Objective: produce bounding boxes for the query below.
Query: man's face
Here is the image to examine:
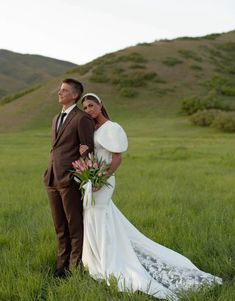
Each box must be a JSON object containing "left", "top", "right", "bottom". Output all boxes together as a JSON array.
[{"left": 58, "top": 83, "right": 77, "bottom": 105}]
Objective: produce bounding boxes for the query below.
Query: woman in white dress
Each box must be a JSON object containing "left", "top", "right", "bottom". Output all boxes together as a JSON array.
[{"left": 79, "top": 93, "right": 222, "bottom": 301}]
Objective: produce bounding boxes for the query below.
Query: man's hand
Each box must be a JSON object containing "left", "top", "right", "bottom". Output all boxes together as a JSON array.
[{"left": 79, "top": 144, "right": 88, "bottom": 155}]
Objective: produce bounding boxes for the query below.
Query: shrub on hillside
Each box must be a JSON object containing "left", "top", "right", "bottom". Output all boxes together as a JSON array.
[
  {"left": 129, "top": 64, "right": 146, "bottom": 69},
  {"left": 92, "top": 53, "right": 117, "bottom": 66},
  {"left": 221, "top": 86, "right": 235, "bottom": 96},
  {"left": 190, "top": 64, "right": 203, "bottom": 71},
  {"left": 204, "top": 76, "right": 235, "bottom": 99},
  {"left": 216, "top": 42, "right": 235, "bottom": 52},
  {"left": 119, "top": 88, "right": 137, "bottom": 98},
  {"left": 181, "top": 96, "right": 202, "bottom": 115},
  {"left": 227, "top": 67, "right": 235, "bottom": 75},
  {"left": 208, "top": 48, "right": 223, "bottom": 58},
  {"left": 89, "top": 66, "right": 109, "bottom": 83},
  {"left": 181, "top": 91, "right": 230, "bottom": 115},
  {"left": 162, "top": 57, "right": 183, "bottom": 66},
  {"left": 176, "top": 36, "right": 201, "bottom": 41},
  {"left": 118, "top": 52, "right": 147, "bottom": 63},
  {"left": 0, "top": 85, "right": 41, "bottom": 105},
  {"left": 202, "top": 33, "right": 222, "bottom": 40},
  {"left": 190, "top": 109, "right": 235, "bottom": 133},
  {"left": 190, "top": 109, "right": 220, "bottom": 126},
  {"left": 206, "top": 75, "right": 232, "bottom": 91},
  {"left": 112, "top": 71, "right": 157, "bottom": 88},
  {"left": 212, "top": 111, "right": 235, "bottom": 132},
  {"left": 178, "top": 49, "right": 202, "bottom": 62},
  {"left": 137, "top": 42, "right": 152, "bottom": 46},
  {"left": 127, "top": 52, "right": 147, "bottom": 63},
  {"left": 112, "top": 67, "right": 125, "bottom": 75},
  {"left": 67, "top": 64, "right": 92, "bottom": 75}
]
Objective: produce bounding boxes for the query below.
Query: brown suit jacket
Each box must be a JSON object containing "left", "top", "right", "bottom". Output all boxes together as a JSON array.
[{"left": 43, "top": 106, "right": 95, "bottom": 187}]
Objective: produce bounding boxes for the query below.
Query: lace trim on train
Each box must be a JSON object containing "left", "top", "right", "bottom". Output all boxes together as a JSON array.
[{"left": 132, "top": 242, "right": 222, "bottom": 292}]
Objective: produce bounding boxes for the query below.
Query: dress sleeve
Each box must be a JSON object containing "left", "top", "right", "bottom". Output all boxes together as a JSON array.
[{"left": 97, "top": 122, "right": 128, "bottom": 153}]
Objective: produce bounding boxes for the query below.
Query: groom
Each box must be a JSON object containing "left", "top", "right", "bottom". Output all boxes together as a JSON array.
[{"left": 43, "top": 78, "right": 95, "bottom": 278}]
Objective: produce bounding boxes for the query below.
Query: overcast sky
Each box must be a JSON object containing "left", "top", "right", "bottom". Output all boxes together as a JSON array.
[{"left": 0, "top": 0, "right": 234, "bottom": 65}]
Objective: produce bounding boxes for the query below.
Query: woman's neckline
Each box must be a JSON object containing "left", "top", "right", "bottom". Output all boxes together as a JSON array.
[{"left": 95, "top": 120, "right": 111, "bottom": 131}]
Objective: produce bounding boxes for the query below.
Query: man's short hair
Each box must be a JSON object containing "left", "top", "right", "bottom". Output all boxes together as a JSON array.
[{"left": 62, "top": 78, "right": 84, "bottom": 102}]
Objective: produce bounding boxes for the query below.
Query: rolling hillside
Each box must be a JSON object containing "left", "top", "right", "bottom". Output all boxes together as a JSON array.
[
  {"left": 0, "top": 30, "right": 235, "bottom": 132},
  {"left": 0, "top": 49, "right": 76, "bottom": 97}
]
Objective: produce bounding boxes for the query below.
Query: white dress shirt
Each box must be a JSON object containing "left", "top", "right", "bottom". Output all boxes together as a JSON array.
[{"left": 57, "top": 103, "right": 77, "bottom": 131}]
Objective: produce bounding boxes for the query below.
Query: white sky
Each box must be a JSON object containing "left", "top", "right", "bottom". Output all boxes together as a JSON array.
[{"left": 0, "top": 0, "right": 234, "bottom": 65}]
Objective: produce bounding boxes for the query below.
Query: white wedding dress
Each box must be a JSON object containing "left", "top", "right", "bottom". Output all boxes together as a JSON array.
[{"left": 82, "top": 120, "right": 222, "bottom": 301}]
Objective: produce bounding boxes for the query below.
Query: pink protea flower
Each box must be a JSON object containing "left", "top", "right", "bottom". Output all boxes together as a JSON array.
[
  {"left": 87, "top": 160, "right": 92, "bottom": 168},
  {"left": 75, "top": 169, "right": 81, "bottom": 174},
  {"left": 72, "top": 160, "right": 80, "bottom": 168},
  {"left": 98, "top": 172, "right": 102, "bottom": 177},
  {"left": 93, "top": 162, "right": 98, "bottom": 169},
  {"left": 77, "top": 159, "right": 86, "bottom": 170}
]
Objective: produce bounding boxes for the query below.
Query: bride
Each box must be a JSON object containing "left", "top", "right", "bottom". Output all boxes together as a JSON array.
[{"left": 79, "top": 93, "right": 222, "bottom": 300}]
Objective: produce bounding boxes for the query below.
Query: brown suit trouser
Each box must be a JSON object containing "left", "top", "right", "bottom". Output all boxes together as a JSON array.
[{"left": 46, "top": 173, "right": 83, "bottom": 269}]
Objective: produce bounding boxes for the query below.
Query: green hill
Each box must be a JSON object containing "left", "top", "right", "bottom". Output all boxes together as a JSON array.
[
  {"left": 0, "top": 30, "right": 235, "bottom": 132},
  {"left": 0, "top": 49, "right": 76, "bottom": 97}
]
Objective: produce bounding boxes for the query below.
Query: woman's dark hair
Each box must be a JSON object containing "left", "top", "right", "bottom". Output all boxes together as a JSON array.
[
  {"left": 81, "top": 95, "right": 110, "bottom": 119},
  {"left": 62, "top": 78, "right": 84, "bottom": 103}
]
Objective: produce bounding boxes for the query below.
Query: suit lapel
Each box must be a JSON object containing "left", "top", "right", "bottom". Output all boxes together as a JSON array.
[
  {"left": 52, "top": 113, "right": 60, "bottom": 145},
  {"left": 53, "top": 106, "right": 78, "bottom": 146}
]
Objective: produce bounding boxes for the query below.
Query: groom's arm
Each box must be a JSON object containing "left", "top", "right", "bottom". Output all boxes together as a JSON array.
[{"left": 78, "top": 115, "right": 95, "bottom": 158}]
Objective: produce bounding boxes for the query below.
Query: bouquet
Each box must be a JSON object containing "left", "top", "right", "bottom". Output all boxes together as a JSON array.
[{"left": 72, "top": 153, "right": 111, "bottom": 206}]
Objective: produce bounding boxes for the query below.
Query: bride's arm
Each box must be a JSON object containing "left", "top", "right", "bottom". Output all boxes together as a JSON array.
[
  {"left": 92, "top": 152, "right": 121, "bottom": 192},
  {"left": 106, "top": 152, "right": 122, "bottom": 177}
]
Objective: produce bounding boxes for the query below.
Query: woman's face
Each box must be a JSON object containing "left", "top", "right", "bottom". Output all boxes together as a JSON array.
[{"left": 82, "top": 99, "right": 102, "bottom": 119}]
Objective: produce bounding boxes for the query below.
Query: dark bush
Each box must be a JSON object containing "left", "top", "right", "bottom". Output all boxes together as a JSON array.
[
  {"left": 221, "top": 86, "right": 235, "bottom": 96},
  {"left": 181, "top": 96, "right": 202, "bottom": 115},
  {"left": 227, "top": 68, "right": 235, "bottom": 75},
  {"left": 190, "top": 64, "right": 203, "bottom": 71},
  {"left": 137, "top": 42, "right": 152, "bottom": 46},
  {"left": 212, "top": 111, "right": 235, "bottom": 132},
  {"left": 142, "top": 72, "right": 157, "bottom": 80},
  {"left": 202, "top": 33, "right": 222, "bottom": 40},
  {"left": 127, "top": 52, "right": 147, "bottom": 63},
  {"left": 112, "top": 67, "right": 125, "bottom": 75},
  {"left": 176, "top": 36, "right": 201, "bottom": 41},
  {"left": 129, "top": 64, "right": 146, "bottom": 69},
  {"left": 118, "top": 52, "right": 147, "bottom": 63},
  {"left": 206, "top": 75, "right": 232, "bottom": 91},
  {"left": 119, "top": 88, "right": 137, "bottom": 98},
  {"left": 67, "top": 64, "right": 92, "bottom": 75},
  {"left": 191, "top": 109, "right": 220, "bottom": 126},
  {"left": 216, "top": 42, "right": 235, "bottom": 52},
  {"left": 181, "top": 92, "right": 230, "bottom": 115},
  {"left": 178, "top": 49, "right": 202, "bottom": 61},
  {"left": 112, "top": 71, "right": 157, "bottom": 88},
  {"left": 162, "top": 57, "right": 183, "bottom": 66},
  {"left": 89, "top": 66, "right": 109, "bottom": 83}
]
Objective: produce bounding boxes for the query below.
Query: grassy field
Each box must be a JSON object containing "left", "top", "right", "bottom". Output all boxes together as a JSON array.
[{"left": 0, "top": 114, "right": 234, "bottom": 301}]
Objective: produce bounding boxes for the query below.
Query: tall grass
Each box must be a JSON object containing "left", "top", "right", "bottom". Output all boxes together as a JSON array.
[{"left": 0, "top": 115, "right": 235, "bottom": 300}]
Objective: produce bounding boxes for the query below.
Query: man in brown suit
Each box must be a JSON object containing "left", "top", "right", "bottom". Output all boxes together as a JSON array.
[{"left": 43, "top": 78, "right": 95, "bottom": 278}]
